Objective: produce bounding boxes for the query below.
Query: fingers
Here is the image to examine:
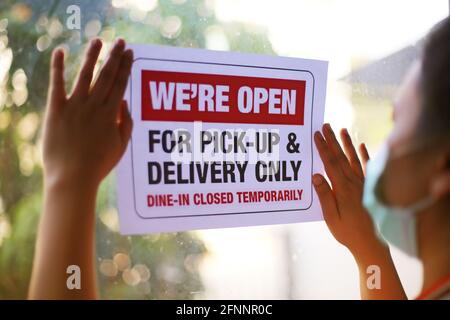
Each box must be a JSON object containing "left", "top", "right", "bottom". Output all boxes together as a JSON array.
[
  {"left": 71, "top": 39, "right": 102, "bottom": 98},
  {"left": 312, "top": 174, "right": 340, "bottom": 225},
  {"left": 48, "top": 48, "right": 66, "bottom": 108},
  {"left": 322, "top": 124, "right": 354, "bottom": 179},
  {"left": 340, "top": 128, "right": 364, "bottom": 179},
  {"left": 118, "top": 101, "right": 133, "bottom": 149},
  {"left": 314, "top": 130, "right": 347, "bottom": 191},
  {"left": 105, "top": 49, "right": 133, "bottom": 114},
  {"left": 91, "top": 38, "right": 126, "bottom": 102},
  {"left": 358, "top": 143, "right": 370, "bottom": 175}
]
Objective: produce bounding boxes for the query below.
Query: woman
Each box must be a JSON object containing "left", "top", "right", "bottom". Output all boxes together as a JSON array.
[
  {"left": 313, "top": 17, "right": 449, "bottom": 299},
  {"left": 28, "top": 18, "right": 449, "bottom": 299}
]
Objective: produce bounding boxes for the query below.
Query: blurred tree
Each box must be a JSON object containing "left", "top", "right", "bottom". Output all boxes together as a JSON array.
[{"left": 0, "top": 0, "right": 274, "bottom": 299}]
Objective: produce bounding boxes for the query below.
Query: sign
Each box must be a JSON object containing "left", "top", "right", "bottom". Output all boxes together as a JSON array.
[{"left": 117, "top": 44, "right": 328, "bottom": 234}]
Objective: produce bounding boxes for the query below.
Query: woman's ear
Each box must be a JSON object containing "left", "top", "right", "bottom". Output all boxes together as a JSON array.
[{"left": 430, "top": 146, "right": 450, "bottom": 200}]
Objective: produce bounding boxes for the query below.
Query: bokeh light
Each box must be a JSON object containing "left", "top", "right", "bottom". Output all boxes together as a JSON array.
[{"left": 160, "top": 15, "right": 182, "bottom": 39}]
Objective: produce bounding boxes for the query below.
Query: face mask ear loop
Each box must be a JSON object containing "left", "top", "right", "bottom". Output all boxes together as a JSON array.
[{"left": 408, "top": 196, "right": 434, "bottom": 214}]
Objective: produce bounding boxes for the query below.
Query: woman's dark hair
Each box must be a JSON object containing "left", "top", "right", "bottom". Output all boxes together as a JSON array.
[{"left": 419, "top": 17, "right": 450, "bottom": 140}]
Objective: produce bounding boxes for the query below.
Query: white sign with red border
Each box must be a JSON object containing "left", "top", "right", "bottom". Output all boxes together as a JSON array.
[{"left": 117, "top": 44, "right": 328, "bottom": 234}]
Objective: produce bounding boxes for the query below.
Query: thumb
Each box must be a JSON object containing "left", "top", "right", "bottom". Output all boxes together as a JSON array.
[
  {"left": 118, "top": 100, "right": 133, "bottom": 149},
  {"left": 313, "top": 173, "right": 340, "bottom": 227}
]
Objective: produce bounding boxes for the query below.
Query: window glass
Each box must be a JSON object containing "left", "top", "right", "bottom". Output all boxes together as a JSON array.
[{"left": 0, "top": 0, "right": 447, "bottom": 299}]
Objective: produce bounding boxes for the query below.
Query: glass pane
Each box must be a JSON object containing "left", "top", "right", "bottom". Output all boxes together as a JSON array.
[{"left": 0, "top": 0, "right": 447, "bottom": 299}]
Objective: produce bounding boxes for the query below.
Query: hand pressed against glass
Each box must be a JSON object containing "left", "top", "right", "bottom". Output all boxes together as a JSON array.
[
  {"left": 29, "top": 39, "right": 134, "bottom": 299},
  {"left": 43, "top": 38, "right": 134, "bottom": 190},
  {"left": 312, "top": 125, "right": 406, "bottom": 300},
  {"left": 312, "top": 124, "right": 375, "bottom": 255}
]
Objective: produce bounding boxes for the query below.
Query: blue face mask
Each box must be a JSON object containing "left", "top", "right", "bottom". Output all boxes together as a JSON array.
[{"left": 362, "top": 143, "right": 433, "bottom": 257}]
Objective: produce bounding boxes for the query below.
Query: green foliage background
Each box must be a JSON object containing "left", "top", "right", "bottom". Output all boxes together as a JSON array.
[{"left": 0, "top": 0, "right": 274, "bottom": 299}]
